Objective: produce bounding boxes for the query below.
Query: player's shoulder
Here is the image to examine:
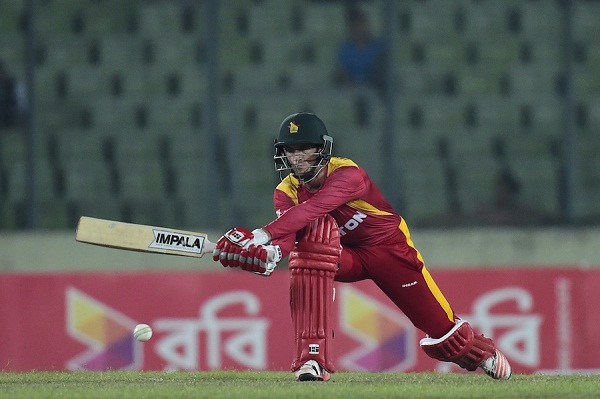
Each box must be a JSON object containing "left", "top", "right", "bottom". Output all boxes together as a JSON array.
[
  {"left": 327, "top": 157, "right": 360, "bottom": 174},
  {"left": 275, "top": 175, "right": 299, "bottom": 200}
]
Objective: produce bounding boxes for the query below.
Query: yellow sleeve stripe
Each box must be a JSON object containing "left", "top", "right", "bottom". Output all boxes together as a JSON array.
[
  {"left": 276, "top": 177, "right": 299, "bottom": 205},
  {"left": 329, "top": 158, "right": 393, "bottom": 216},
  {"left": 347, "top": 200, "right": 393, "bottom": 216},
  {"left": 276, "top": 158, "right": 354, "bottom": 205},
  {"left": 327, "top": 157, "right": 358, "bottom": 174}
]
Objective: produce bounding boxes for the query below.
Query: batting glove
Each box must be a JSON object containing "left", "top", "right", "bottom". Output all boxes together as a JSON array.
[
  {"left": 213, "top": 227, "right": 281, "bottom": 276},
  {"left": 240, "top": 244, "right": 282, "bottom": 276}
]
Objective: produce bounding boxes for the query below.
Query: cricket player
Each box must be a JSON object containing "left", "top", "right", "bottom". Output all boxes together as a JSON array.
[{"left": 213, "top": 112, "right": 512, "bottom": 382}]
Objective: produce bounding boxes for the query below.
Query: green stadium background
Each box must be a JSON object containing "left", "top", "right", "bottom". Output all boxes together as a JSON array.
[{"left": 1, "top": 0, "right": 599, "bottom": 271}]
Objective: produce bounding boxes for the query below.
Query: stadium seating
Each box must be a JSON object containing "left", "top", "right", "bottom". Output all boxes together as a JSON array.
[
  {"left": 2, "top": 0, "right": 600, "bottom": 230},
  {"left": 36, "top": 199, "right": 72, "bottom": 229},
  {"left": 0, "top": 130, "right": 27, "bottom": 168},
  {"left": 396, "top": 154, "right": 449, "bottom": 225},
  {"left": 59, "top": 159, "right": 115, "bottom": 201},
  {"left": 69, "top": 197, "right": 123, "bottom": 226},
  {"left": 116, "top": 161, "right": 167, "bottom": 202}
]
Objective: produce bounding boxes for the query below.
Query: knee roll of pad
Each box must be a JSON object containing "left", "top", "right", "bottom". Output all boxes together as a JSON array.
[{"left": 419, "top": 320, "right": 496, "bottom": 371}]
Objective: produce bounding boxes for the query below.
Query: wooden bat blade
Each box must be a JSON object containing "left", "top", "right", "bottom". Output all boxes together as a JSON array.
[{"left": 76, "top": 216, "right": 216, "bottom": 258}]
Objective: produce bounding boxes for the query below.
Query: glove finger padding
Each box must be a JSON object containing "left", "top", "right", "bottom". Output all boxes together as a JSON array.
[
  {"left": 240, "top": 245, "right": 272, "bottom": 274},
  {"left": 241, "top": 245, "right": 263, "bottom": 274},
  {"left": 254, "top": 246, "right": 271, "bottom": 272},
  {"left": 213, "top": 227, "right": 255, "bottom": 268},
  {"left": 212, "top": 227, "right": 280, "bottom": 275},
  {"left": 213, "top": 239, "right": 242, "bottom": 267}
]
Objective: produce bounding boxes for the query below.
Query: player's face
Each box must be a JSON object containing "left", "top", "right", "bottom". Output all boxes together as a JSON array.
[{"left": 284, "top": 145, "right": 319, "bottom": 175}]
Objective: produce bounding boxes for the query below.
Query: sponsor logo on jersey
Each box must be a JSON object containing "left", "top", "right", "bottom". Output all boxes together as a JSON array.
[
  {"left": 339, "top": 211, "right": 367, "bottom": 236},
  {"left": 149, "top": 229, "right": 205, "bottom": 254}
]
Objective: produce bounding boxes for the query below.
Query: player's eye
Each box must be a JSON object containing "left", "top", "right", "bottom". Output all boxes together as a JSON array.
[{"left": 287, "top": 148, "right": 318, "bottom": 158}]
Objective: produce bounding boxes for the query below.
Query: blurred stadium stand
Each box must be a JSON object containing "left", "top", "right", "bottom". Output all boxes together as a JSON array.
[{"left": 0, "top": 0, "right": 599, "bottom": 231}]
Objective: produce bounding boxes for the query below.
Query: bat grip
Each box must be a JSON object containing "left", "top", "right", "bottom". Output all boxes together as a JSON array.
[{"left": 204, "top": 240, "right": 216, "bottom": 253}]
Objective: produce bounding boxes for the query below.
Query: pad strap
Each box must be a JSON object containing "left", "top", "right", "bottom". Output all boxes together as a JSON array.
[{"left": 419, "top": 320, "right": 495, "bottom": 371}]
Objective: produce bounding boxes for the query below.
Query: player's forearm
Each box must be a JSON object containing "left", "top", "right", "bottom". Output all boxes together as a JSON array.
[
  {"left": 271, "top": 234, "right": 296, "bottom": 259},
  {"left": 263, "top": 203, "right": 316, "bottom": 240}
]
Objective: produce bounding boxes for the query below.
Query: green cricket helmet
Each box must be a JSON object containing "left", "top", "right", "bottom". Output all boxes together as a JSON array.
[{"left": 274, "top": 112, "right": 333, "bottom": 182}]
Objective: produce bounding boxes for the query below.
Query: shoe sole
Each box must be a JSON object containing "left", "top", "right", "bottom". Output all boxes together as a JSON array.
[
  {"left": 296, "top": 371, "right": 330, "bottom": 382},
  {"left": 297, "top": 373, "right": 320, "bottom": 382}
]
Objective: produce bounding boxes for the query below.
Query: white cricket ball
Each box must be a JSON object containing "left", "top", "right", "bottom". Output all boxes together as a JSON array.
[{"left": 133, "top": 323, "right": 153, "bottom": 342}]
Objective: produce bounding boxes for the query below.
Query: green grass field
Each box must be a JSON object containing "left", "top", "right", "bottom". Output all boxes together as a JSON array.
[{"left": 1, "top": 371, "right": 599, "bottom": 399}]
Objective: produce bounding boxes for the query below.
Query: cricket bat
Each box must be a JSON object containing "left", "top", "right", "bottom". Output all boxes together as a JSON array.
[{"left": 75, "top": 216, "right": 216, "bottom": 257}]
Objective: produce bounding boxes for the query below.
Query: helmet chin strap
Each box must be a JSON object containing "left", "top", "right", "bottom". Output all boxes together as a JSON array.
[{"left": 294, "top": 159, "right": 328, "bottom": 185}]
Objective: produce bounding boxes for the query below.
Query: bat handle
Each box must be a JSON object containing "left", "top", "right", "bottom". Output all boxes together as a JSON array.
[{"left": 204, "top": 240, "right": 217, "bottom": 254}]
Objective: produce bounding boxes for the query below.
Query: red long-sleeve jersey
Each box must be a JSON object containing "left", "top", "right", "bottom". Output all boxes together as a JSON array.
[
  {"left": 263, "top": 157, "right": 407, "bottom": 257},
  {"left": 264, "top": 156, "right": 456, "bottom": 338}
]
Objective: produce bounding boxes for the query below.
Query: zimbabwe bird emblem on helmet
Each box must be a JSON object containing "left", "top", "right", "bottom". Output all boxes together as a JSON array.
[{"left": 289, "top": 121, "right": 300, "bottom": 133}]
